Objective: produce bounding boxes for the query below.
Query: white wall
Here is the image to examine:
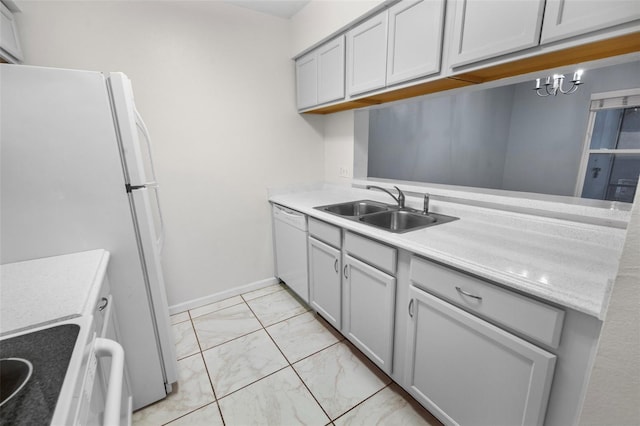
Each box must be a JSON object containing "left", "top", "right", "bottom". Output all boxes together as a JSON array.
[
  {"left": 324, "top": 110, "right": 356, "bottom": 182},
  {"left": 15, "top": 1, "right": 325, "bottom": 306},
  {"left": 580, "top": 189, "right": 640, "bottom": 425},
  {"left": 290, "top": 0, "right": 385, "bottom": 57}
]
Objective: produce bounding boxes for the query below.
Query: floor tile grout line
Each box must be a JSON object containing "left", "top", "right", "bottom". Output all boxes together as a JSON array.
[
  {"left": 330, "top": 383, "right": 393, "bottom": 423},
  {"left": 261, "top": 307, "right": 313, "bottom": 329},
  {"left": 198, "top": 325, "right": 264, "bottom": 353},
  {"left": 160, "top": 401, "right": 217, "bottom": 426},
  {"left": 288, "top": 339, "right": 343, "bottom": 366},
  {"left": 191, "top": 299, "right": 262, "bottom": 352},
  {"left": 240, "top": 289, "right": 285, "bottom": 304},
  {"left": 215, "top": 364, "right": 291, "bottom": 401},
  {"left": 287, "top": 360, "right": 333, "bottom": 422},
  {"left": 187, "top": 312, "right": 226, "bottom": 426},
  {"left": 197, "top": 296, "right": 290, "bottom": 405},
  {"left": 198, "top": 351, "right": 226, "bottom": 426},
  {"left": 241, "top": 292, "right": 333, "bottom": 422},
  {"left": 189, "top": 299, "right": 245, "bottom": 320}
]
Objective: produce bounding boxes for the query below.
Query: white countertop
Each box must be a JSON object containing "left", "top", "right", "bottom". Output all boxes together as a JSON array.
[
  {"left": 0, "top": 249, "right": 110, "bottom": 335},
  {"left": 270, "top": 185, "right": 626, "bottom": 320}
]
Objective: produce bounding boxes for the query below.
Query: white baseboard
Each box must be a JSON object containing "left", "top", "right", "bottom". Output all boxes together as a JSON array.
[{"left": 168, "top": 276, "right": 280, "bottom": 315}]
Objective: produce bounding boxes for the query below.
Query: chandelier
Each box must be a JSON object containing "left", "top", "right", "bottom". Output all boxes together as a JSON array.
[{"left": 534, "top": 70, "right": 584, "bottom": 97}]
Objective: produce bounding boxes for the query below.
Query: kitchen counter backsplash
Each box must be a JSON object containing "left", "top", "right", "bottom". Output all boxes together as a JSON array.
[{"left": 269, "top": 184, "right": 626, "bottom": 320}]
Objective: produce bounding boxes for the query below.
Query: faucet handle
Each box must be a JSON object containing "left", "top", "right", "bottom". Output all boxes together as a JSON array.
[{"left": 422, "top": 194, "right": 430, "bottom": 215}]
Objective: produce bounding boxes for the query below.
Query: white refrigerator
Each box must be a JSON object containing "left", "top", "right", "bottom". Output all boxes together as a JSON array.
[{"left": 0, "top": 64, "right": 178, "bottom": 410}]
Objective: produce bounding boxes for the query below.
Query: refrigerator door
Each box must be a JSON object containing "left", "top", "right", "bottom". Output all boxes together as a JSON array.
[
  {"left": 129, "top": 187, "right": 178, "bottom": 386},
  {"left": 109, "top": 73, "right": 165, "bottom": 250},
  {"left": 0, "top": 64, "right": 168, "bottom": 409},
  {"left": 108, "top": 72, "right": 176, "bottom": 384}
]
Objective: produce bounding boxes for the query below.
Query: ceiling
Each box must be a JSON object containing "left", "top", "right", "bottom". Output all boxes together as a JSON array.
[{"left": 224, "top": 0, "right": 311, "bottom": 19}]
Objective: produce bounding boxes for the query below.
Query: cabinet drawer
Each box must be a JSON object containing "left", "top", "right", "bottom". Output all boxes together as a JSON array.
[
  {"left": 309, "top": 217, "right": 341, "bottom": 248},
  {"left": 410, "top": 256, "right": 564, "bottom": 348},
  {"left": 345, "top": 232, "right": 396, "bottom": 276}
]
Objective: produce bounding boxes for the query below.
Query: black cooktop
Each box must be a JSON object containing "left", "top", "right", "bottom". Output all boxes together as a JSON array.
[{"left": 0, "top": 324, "right": 80, "bottom": 426}]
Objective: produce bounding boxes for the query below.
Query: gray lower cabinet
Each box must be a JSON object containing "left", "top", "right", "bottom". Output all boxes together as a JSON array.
[
  {"left": 405, "top": 286, "right": 557, "bottom": 426},
  {"left": 343, "top": 253, "right": 396, "bottom": 374},
  {"left": 308, "top": 236, "right": 342, "bottom": 328}
]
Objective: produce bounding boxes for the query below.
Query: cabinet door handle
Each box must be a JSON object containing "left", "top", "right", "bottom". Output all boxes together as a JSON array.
[
  {"left": 343, "top": 264, "right": 349, "bottom": 279},
  {"left": 408, "top": 299, "right": 414, "bottom": 317},
  {"left": 455, "top": 286, "right": 483, "bottom": 301},
  {"left": 334, "top": 258, "right": 339, "bottom": 273},
  {"left": 98, "top": 297, "right": 109, "bottom": 311}
]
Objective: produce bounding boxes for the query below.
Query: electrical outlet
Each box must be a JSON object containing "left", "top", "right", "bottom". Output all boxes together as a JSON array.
[{"left": 339, "top": 167, "right": 350, "bottom": 178}]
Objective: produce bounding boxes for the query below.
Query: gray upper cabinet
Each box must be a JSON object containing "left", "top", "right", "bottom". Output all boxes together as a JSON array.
[
  {"left": 295, "top": 52, "right": 318, "bottom": 110},
  {"left": 386, "top": 0, "right": 446, "bottom": 85},
  {"left": 317, "top": 36, "right": 345, "bottom": 105},
  {"left": 541, "top": 0, "right": 640, "bottom": 44},
  {"left": 295, "top": 35, "right": 345, "bottom": 110},
  {"left": 346, "top": 10, "right": 389, "bottom": 96},
  {"left": 0, "top": 2, "right": 23, "bottom": 63},
  {"left": 448, "top": 0, "right": 545, "bottom": 68}
]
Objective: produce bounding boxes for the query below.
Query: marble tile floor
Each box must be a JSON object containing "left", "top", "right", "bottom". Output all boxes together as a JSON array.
[{"left": 133, "top": 283, "right": 442, "bottom": 426}]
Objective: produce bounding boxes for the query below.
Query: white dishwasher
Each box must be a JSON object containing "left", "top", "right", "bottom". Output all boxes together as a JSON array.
[{"left": 272, "top": 204, "right": 309, "bottom": 303}]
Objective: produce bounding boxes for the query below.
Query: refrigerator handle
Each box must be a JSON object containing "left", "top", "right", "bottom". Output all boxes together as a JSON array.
[
  {"left": 146, "top": 182, "right": 166, "bottom": 252},
  {"left": 134, "top": 108, "right": 165, "bottom": 252},
  {"left": 134, "top": 108, "right": 159, "bottom": 184}
]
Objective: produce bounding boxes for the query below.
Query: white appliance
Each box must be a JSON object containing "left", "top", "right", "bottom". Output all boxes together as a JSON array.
[
  {"left": 0, "top": 64, "right": 178, "bottom": 410},
  {"left": 272, "top": 204, "right": 309, "bottom": 302}
]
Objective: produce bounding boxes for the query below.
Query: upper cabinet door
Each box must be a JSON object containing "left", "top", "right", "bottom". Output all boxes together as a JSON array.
[
  {"left": 296, "top": 51, "right": 318, "bottom": 110},
  {"left": 317, "top": 36, "right": 346, "bottom": 105},
  {"left": 449, "top": 0, "right": 545, "bottom": 68},
  {"left": 346, "top": 10, "right": 389, "bottom": 96},
  {"left": 387, "top": 0, "right": 446, "bottom": 85},
  {"left": 0, "top": 2, "right": 23, "bottom": 63},
  {"left": 541, "top": 0, "right": 640, "bottom": 44}
]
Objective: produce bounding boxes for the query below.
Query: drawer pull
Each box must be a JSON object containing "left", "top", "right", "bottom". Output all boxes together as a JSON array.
[
  {"left": 334, "top": 258, "right": 339, "bottom": 273},
  {"left": 455, "top": 286, "right": 482, "bottom": 301}
]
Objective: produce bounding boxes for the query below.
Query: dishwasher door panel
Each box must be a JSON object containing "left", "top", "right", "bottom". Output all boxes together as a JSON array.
[{"left": 273, "top": 207, "right": 309, "bottom": 303}]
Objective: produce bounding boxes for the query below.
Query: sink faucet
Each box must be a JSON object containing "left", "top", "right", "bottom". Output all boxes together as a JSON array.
[
  {"left": 422, "top": 194, "right": 430, "bottom": 215},
  {"left": 366, "top": 185, "right": 405, "bottom": 208}
]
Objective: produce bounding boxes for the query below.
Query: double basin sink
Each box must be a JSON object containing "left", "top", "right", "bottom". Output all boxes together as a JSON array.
[{"left": 315, "top": 200, "right": 458, "bottom": 233}]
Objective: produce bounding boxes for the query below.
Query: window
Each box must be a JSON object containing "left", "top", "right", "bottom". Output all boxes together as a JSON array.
[{"left": 576, "top": 89, "right": 640, "bottom": 203}]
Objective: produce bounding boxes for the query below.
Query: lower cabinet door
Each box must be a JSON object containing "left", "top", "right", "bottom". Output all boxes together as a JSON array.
[
  {"left": 405, "top": 286, "right": 556, "bottom": 426},
  {"left": 343, "top": 254, "right": 396, "bottom": 374},
  {"left": 308, "top": 237, "right": 342, "bottom": 328}
]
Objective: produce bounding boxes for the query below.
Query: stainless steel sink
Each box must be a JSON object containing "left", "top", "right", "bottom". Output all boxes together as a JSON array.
[
  {"left": 359, "top": 209, "right": 459, "bottom": 233},
  {"left": 315, "top": 200, "right": 458, "bottom": 233},
  {"left": 316, "top": 200, "right": 391, "bottom": 217}
]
